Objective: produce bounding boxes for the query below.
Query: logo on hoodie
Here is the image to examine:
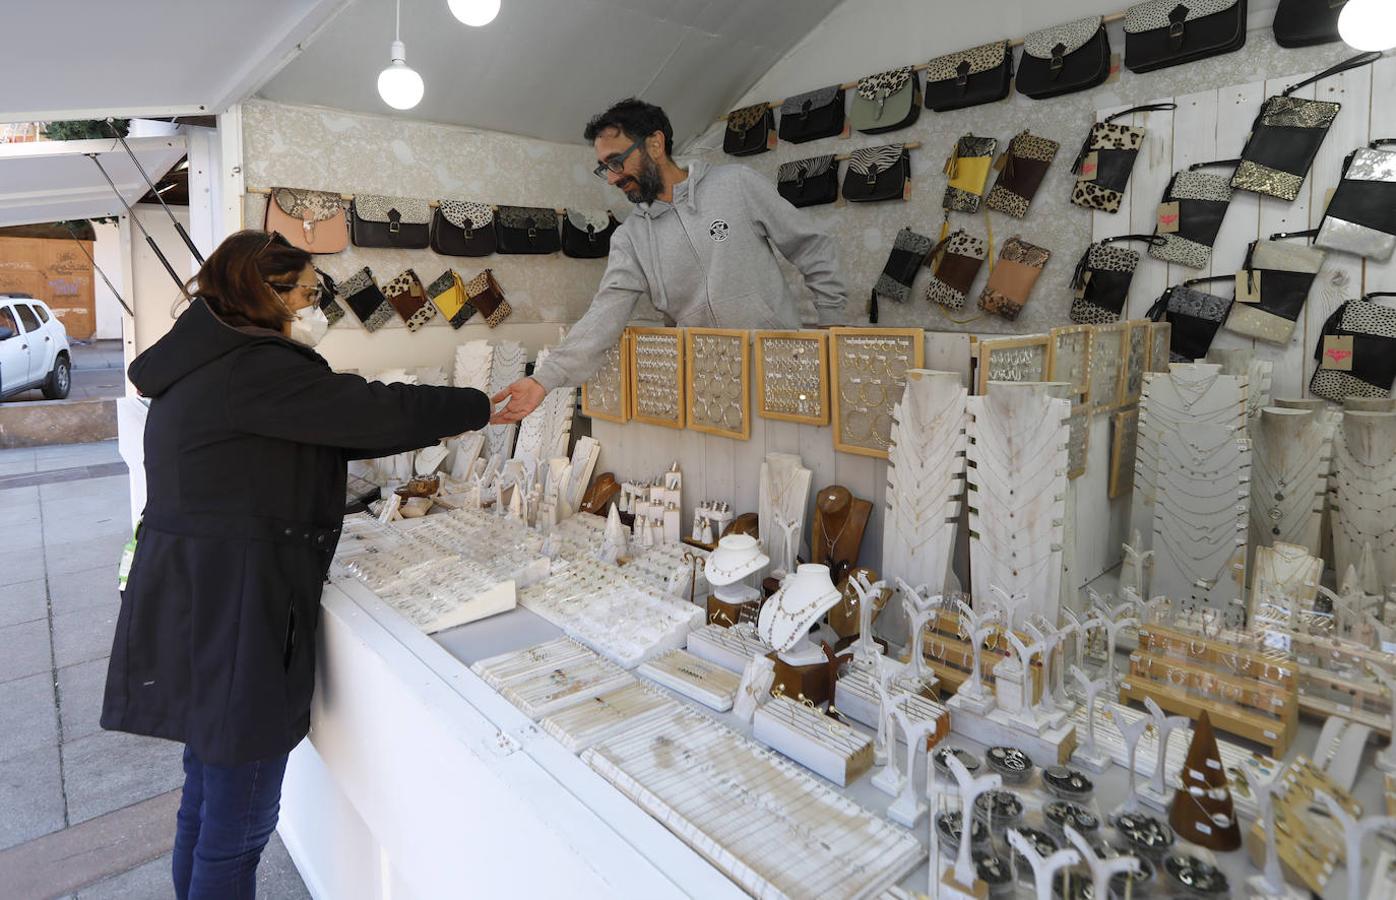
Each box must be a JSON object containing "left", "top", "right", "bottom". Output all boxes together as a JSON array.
[{"left": 708, "top": 219, "right": 730, "bottom": 243}]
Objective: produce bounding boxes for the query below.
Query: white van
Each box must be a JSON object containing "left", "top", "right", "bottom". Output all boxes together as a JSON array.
[{"left": 0, "top": 293, "right": 72, "bottom": 401}]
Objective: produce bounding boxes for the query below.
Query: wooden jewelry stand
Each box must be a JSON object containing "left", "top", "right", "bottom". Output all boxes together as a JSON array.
[
  {"left": 975, "top": 334, "right": 1050, "bottom": 394},
  {"left": 684, "top": 327, "right": 750, "bottom": 440},
  {"left": 810, "top": 485, "right": 870, "bottom": 586},
  {"left": 1331, "top": 411, "right": 1396, "bottom": 591},
  {"left": 1249, "top": 407, "right": 1332, "bottom": 556},
  {"left": 1207, "top": 346, "right": 1273, "bottom": 421},
  {"left": 1245, "top": 756, "right": 1354, "bottom": 896},
  {"left": 881, "top": 369, "right": 966, "bottom": 597},
  {"left": 753, "top": 330, "right": 829, "bottom": 426},
  {"left": 628, "top": 327, "right": 686, "bottom": 429},
  {"left": 581, "top": 331, "right": 631, "bottom": 422}
]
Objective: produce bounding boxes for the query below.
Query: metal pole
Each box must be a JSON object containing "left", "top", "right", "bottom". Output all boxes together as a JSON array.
[
  {"left": 63, "top": 223, "right": 134, "bottom": 317},
  {"left": 106, "top": 120, "right": 205, "bottom": 265},
  {"left": 87, "top": 153, "right": 190, "bottom": 299}
]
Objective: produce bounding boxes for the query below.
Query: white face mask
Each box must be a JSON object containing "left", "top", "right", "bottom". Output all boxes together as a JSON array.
[{"left": 289, "top": 304, "right": 330, "bottom": 347}]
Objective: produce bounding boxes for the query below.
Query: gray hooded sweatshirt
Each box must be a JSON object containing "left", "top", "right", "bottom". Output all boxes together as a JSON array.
[{"left": 532, "top": 160, "right": 847, "bottom": 390}]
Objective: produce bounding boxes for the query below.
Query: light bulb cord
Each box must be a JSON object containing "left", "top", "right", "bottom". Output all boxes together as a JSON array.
[{"left": 395, "top": 0, "right": 401, "bottom": 41}]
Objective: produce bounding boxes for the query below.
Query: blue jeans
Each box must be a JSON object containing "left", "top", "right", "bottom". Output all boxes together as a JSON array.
[{"left": 173, "top": 745, "right": 289, "bottom": 900}]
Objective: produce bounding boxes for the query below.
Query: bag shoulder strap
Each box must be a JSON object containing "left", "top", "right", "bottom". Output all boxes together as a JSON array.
[
  {"left": 1103, "top": 103, "right": 1178, "bottom": 123},
  {"left": 1189, "top": 158, "right": 1242, "bottom": 171},
  {"left": 1284, "top": 52, "right": 1383, "bottom": 96}
]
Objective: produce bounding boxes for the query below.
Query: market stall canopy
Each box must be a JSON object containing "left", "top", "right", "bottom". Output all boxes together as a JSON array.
[
  {"left": 0, "top": 136, "right": 186, "bottom": 228},
  {"left": 256, "top": 0, "right": 845, "bottom": 146}
]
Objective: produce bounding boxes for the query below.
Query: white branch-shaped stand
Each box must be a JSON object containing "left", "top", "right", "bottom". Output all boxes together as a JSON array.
[
  {"left": 896, "top": 579, "right": 939, "bottom": 687},
  {"left": 1318, "top": 790, "right": 1396, "bottom": 900},
  {"left": 990, "top": 584, "right": 1029, "bottom": 635},
  {"left": 1372, "top": 668, "right": 1396, "bottom": 774},
  {"left": 1004, "top": 630, "right": 1062, "bottom": 731},
  {"left": 1112, "top": 703, "right": 1152, "bottom": 817},
  {"left": 1141, "top": 697, "right": 1189, "bottom": 810},
  {"left": 1098, "top": 613, "right": 1139, "bottom": 691},
  {"left": 1007, "top": 828, "right": 1081, "bottom": 900},
  {"left": 1121, "top": 529, "right": 1154, "bottom": 598},
  {"left": 733, "top": 654, "right": 774, "bottom": 726},
  {"left": 1066, "top": 825, "right": 1141, "bottom": 900},
  {"left": 871, "top": 658, "right": 904, "bottom": 790},
  {"left": 772, "top": 513, "right": 801, "bottom": 578},
  {"left": 850, "top": 571, "right": 888, "bottom": 668},
  {"left": 1246, "top": 763, "right": 1304, "bottom": 899},
  {"left": 886, "top": 702, "right": 938, "bottom": 828},
  {"left": 1070, "top": 665, "right": 1111, "bottom": 773},
  {"left": 944, "top": 754, "right": 1001, "bottom": 892},
  {"left": 1060, "top": 608, "right": 1102, "bottom": 693},
  {"left": 951, "top": 595, "right": 1002, "bottom": 707},
  {"left": 1026, "top": 618, "right": 1071, "bottom": 713}
]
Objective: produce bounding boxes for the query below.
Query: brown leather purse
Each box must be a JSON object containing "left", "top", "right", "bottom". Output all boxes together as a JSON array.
[
  {"left": 263, "top": 188, "right": 348, "bottom": 254},
  {"left": 463, "top": 268, "right": 511, "bottom": 327}
]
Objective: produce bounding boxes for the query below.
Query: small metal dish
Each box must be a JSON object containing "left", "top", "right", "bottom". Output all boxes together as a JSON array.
[{"left": 986, "top": 745, "right": 1035, "bottom": 784}]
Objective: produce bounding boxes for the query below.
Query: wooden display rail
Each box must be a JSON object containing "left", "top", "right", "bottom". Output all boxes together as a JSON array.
[
  {"left": 1246, "top": 756, "right": 1354, "bottom": 896},
  {"left": 1136, "top": 625, "right": 1295, "bottom": 687},
  {"left": 1120, "top": 671, "right": 1298, "bottom": 757},
  {"left": 920, "top": 611, "right": 1043, "bottom": 698},
  {"left": 1125, "top": 653, "right": 1297, "bottom": 720}
]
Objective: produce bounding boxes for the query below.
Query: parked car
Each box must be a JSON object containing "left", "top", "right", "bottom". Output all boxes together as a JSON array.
[{"left": 0, "top": 293, "right": 71, "bottom": 401}]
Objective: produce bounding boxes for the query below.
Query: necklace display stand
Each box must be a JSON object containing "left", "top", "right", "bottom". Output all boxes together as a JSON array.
[
  {"left": 1332, "top": 411, "right": 1396, "bottom": 591},
  {"left": 1318, "top": 790, "right": 1396, "bottom": 900},
  {"left": 513, "top": 347, "right": 576, "bottom": 466},
  {"left": 758, "top": 453, "right": 813, "bottom": 579},
  {"left": 1139, "top": 697, "right": 1189, "bottom": 812},
  {"left": 882, "top": 370, "right": 966, "bottom": 598},
  {"left": 946, "top": 597, "right": 1004, "bottom": 714},
  {"left": 1097, "top": 608, "right": 1138, "bottom": 692},
  {"left": 1060, "top": 608, "right": 1102, "bottom": 691},
  {"left": 1065, "top": 824, "right": 1142, "bottom": 900},
  {"left": 895, "top": 580, "right": 942, "bottom": 696},
  {"left": 872, "top": 658, "right": 909, "bottom": 796},
  {"left": 1069, "top": 666, "right": 1111, "bottom": 773},
  {"left": 1150, "top": 423, "right": 1250, "bottom": 628},
  {"left": 1132, "top": 364, "right": 1247, "bottom": 552},
  {"left": 1249, "top": 541, "right": 1322, "bottom": 618},
  {"left": 1250, "top": 407, "right": 1332, "bottom": 556},
  {"left": 884, "top": 701, "right": 939, "bottom": 826},
  {"left": 939, "top": 754, "right": 1002, "bottom": 900},
  {"left": 1025, "top": 618, "right": 1071, "bottom": 714},
  {"left": 758, "top": 564, "right": 841, "bottom": 702},
  {"left": 967, "top": 383, "right": 1071, "bottom": 623},
  {"left": 1006, "top": 827, "right": 1080, "bottom": 900},
  {"left": 849, "top": 571, "right": 889, "bottom": 667},
  {"left": 1207, "top": 346, "right": 1272, "bottom": 421},
  {"left": 810, "top": 485, "right": 871, "bottom": 585},
  {"left": 703, "top": 534, "right": 767, "bottom": 628},
  {"left": 485, "top": 340, "right": 527, "bottom": 461}
]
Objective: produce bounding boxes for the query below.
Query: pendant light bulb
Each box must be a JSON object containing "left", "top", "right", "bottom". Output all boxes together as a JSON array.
[
  {"left": 378, "top": 1, "right": 424, "bottom": 110},
  {"left": 1339, "top": 0, "right": 1396, "bottom": 52},
  {"left": 447, "top": 0, "right": 500, "bottom": 27}
]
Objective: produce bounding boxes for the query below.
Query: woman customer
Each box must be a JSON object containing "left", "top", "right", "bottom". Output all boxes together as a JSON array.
[{"left": 101, "top": 230, "right": 491, "bottom": 899}]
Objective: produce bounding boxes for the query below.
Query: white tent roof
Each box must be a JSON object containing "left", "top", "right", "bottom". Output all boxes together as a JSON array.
[{"left": 0, "top": 136, "right": 187, "bottom": 228}]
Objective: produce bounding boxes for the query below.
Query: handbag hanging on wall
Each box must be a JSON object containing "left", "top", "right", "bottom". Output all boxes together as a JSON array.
[
  {"left": 426, "top": 270, "right": 475, "bottom": 329},
  {"left": 313, "top": 268, "right": 347, "bottom": 327},
  {"left": 1231, "top": 53, "right": 1379, "bottom": 201},
  {"left": 336, "top": 267, "right": 395, "bottom": 333},
  {"left": 923, "top": 40, "right": 1013, "bottom": 112},
  {"left": 562, "top": 210, "right": 618, "bottom": 259},
  {"left": 925, "top": 230, "right": 987, "bottom": 311},
  {"left": 849, "top": 67, "right": 921, "bottom": 135},
  {"left": 1016, "top": 16, "right": 1111, "bottom": 100},
  {"left": 463, "top": 268, "right": 512, "bottom": 328},
  {"left": 985, "top": 131, "right": 1060, "bottom": 218},
  {"left": 1068, "top": 234, "right": 1165, "bottom": 324},
  {"left": 383, "top": 268, "right": 437, "bottom": 332},
  {"left": 1070, "top": 103, "right": 1177, "bottom": 213},
  {"left": 494, "top": 206, "right": 561, "bottom": 254},
  {"left": 431, "top": 200, "right": 496, "bottom": 257},
  {"left": 265, "top": 188, "right": 348, "bottom": 254},
  {"left": 1272, "top": 0, "right": 1347, "bottom": 47},
  {"left": 778, "top": 86, "right": 845, "bottom": 144},
  {"left": 1149, "top": 159, "right": 1236, "bottom": 269},
  {"left": 842, "top": 144, "right": 911, "bottom": 203},
  {"left": 873, "top": 228, "right": 933, "bottom": 306},
  {"left": 978, "top": 236, "right": 1050, "bottom": 321},
  {"left": 1309, "top": 293, "right": 1396, "bottom": 401},
  {"left": 1147, "top": 277, "right": 1234, "bottom": 361},
  {"left": 777, "top": 155, "right": 840, "bottom": 208},
  {"left": 1221, "top": 231, "right": 1326, "bottom": 344},
  {"left": 350, "top": 194, "right": 432, "bottom": 249},
  {"left": 724, "top": 103, "right": 776, "bottom": 156},
  {"left": 943, "top": 135, "right": 997, "bottom": 214},
  {"left": 1315, "top": 139, "right": 1396, "bottom": 262},
  {"left": 1123, "top": 0, "right": 1247, "bottom": 74}
]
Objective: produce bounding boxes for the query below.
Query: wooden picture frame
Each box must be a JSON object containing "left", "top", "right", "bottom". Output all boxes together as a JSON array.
[
  {"left": 629, "top": 327, "right": 686, "bottom": 429},
  {"left": 1109, "top": 407, "right": 1139, "bottom": 499},
  {"left": 1147, "top": 320, "right": 1172, "bottom": 373},
  {"left": 975, "top": 334, "right": 1051, "bottom": 395},
  {"left": 753, "top": 330, "right": 830, "bottom": 426},
  {"left": 1118, "top": 319, "right": 1150, "bottom": 407},
  {"left": 581, "top": 330, "right": 631, "bottom": 423},
  {"left": 1088, "top": 322, "right": 1127, "bottom": 415},
  {"left": 1048, "top": 324, "right": 1093, "bottom": 405},
  {"left": 829, "top": 327, "right": 925, "bottom": 459},
  {"left": 685, "top": 327, "right": 750, "bottom": 440}
]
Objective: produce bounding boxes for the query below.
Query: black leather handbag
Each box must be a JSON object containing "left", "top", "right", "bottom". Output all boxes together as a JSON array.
[
  {"left": 1221, "top": 231, "right": 1327, "bottom": 344},
  {"left": 431, "top": 200, "right": 495, "bottom": 257},
  {"left": 841, "top": 144, "right": 910, "bottom": 203},
  {"left": 561, "top": 210, "right": 618, "bottom": 259},
  {"left": 1070, "top": 104, "right": 1177, "bottom": 213},
  {"left": 1123, "top": 0, "right": 1247, "bottom": 74},
  {"left": 1149, "top": 160, "right": 1237, "bottom": 270},
  {"left": 777, "top": 86, "right": 845, "bottom": 144},
  {"left": 1231, "top": 53, "right": 1379, "bottom": 201},
  {"left": 350, "top": 194, "right": 431, "bottom": 249},
  {"left": 1147, "top": 277, "right": 1235, "bottom": 362},
  {"left": 494, "top": 206, "right": 561, "bottom": 254},
  {"left": 1068, "top": 234, "right": 1165, "bottom": 325},
  {"left": 924, "top": 40, "right": 1013, "bottom": 112},
  {"left": 777, "top": 155, "right": 840, "bottom": 208},
  {"left": 1273, "top": 0, "right": 1347, "bottom": 47},
  {"left": 1017, "top": 16, "right": 1111, "bottom": 100},
  {"left": 1309, "top": 294, "right": 1396, "bottom": 401},
  {"left": 1316, "top": 139, "right": 1396, "bottom": 262},
  {"left": 723, "top": 104, "right": 775, "bottom": 156}
]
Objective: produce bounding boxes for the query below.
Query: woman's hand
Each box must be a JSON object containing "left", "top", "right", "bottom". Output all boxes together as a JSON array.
[{"left": 490, "top": 377, "right": 546, "bottom": 424}]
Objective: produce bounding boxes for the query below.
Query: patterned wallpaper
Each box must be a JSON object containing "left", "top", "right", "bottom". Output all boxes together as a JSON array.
[{"left": 682, "top": 28, "right": 1355, "bottom": 335}]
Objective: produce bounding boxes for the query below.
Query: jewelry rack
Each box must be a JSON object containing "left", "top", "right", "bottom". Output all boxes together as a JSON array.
[
  {"left": 684, "top": 327, "right": 750, "bottom": 440},
  {"left": 486, "top": 340, "right": 528, "bottom": 460},
  {"left": 1331, "top": 411, "right": 1396, "bottom": 590},
  {"left": 753, "top": 330, "right": 830, "bottom": 426},
  {"left": 975, "top": 334, "right": 1050, "bottom": 395},
  {"left": 1109, "top": 408, "right": 1139, "bottom": 500},
  {"left": 628, "top": 327, "right": 686, "bottom": 429},
  {"left": 581, "top": 331, "right": 631, "bottom": 423},
  {"left": 1087, "top": 322, "right": 1126, "bottom": 415},
  {"left": 829, "top": 327, "right": 925, "bottom": 459},
  {"left": 638, "top": 649, "right": 742, "bottom": 711},
  {"left": 1244, "top": 756, "right": 1352, "bottom": 895},
  {"left": 919, "top": 610, "right": 1043, "bottom": 698},
  {"left": 539, "top": 681, "right": 682, "bottom": 753},
  {"left": 752, "top": 694, "right": 875, "bottom": 786},
  {"left": 1118, "top": 319, "right": 1150, "bottom": 407},
  {"left": 1048, "top": 324, "right": 1092, "bottom": 406},
  {"left": 1146, "top": 321, "right": 1171, "bottom": 373},
  {"left": 1249, "top": 407, "right": 1331, "bottom": 555}
]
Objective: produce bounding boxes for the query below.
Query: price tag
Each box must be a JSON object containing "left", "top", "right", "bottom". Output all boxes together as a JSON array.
[
  {"left": 1234, "top": 270, "right": 1262, "bottom": 303},
  {"left": 1321, "top": 335, "right": 1354, "bottom": 371},
  {"left": 1157, "top": 201, "right": 1180, "bottom": 233},
  {"left": 767, "top": 129, "right": 778, "bottom": 150},
  {"left": 1078, "top": 151, "right": 1100, "bottom": 182},
  {"left": 1074, "top": 270, "right": 1092, "bottom": 298},
  {"left": 993, "top": 152, "right": 1009, "bottom": 172},
  {"left": 1105, "top": 53, "right": 1122, "bottom": 85},
  {"left": 1263, "top": 630, "right": 1292, "bottom": 652}
]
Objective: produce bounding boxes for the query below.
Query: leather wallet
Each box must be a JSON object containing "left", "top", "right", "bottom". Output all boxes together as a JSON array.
[
  {"left": 427, "top": 269, "right": 475, "bottom": 329},
  {"left": 1309, "top": 294, "right": 1396, "bottom": 401},
  {"left": 1148, "top": 279, "right": 1234, "bottom": 361},
  {"left": 985, "top": 131, "right": 1060, "bottom": 218},
  {"left": 943, "top": 135, "right": 997, "bottom": 214},
  {"left": 1222, "top": 234, "right": 1325, "bottom": 344},
  {"left": 1316, "top": 140, "right": 1396, "bottom": 262},
  {"left": 383, "top": 268, "right": 435, "bottom": 332},
  {"left": 463, "top": 268, "right": 511, "bottom": 327},
  {"left": 925, "top": 230, "right": 986, "bottom": 310},
  {"left": 1069, "top": 235, "right": 1162, "bottom": 324},
  {"left": 313, "top": 268, "right": 346, "bottom": 327},
  {"left": 978, "top": 237, "right": 1050, "bottom": 321},
  {"left": 1149, "top": 161, "right": 1236, "bottom": 269},
  {"left": 1070, "top": 104, "right": 1177, "bottom": 213},
  {"left": 337, "top": 267, "right": 394, "bottom": 333}
]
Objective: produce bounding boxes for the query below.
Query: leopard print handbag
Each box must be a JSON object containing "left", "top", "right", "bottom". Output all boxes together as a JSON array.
[
  {"left": 724, "top": 103, "right": 776, "bottom": 156},
  {"left": 923, "top": 40, "right": 1013, "bottom": 112},
  {"left": 1017, "top": 16, "right": 1111, "bottom": 100},
  {"left": 985, "top": 131, "right": 1060, "bottom": 218},
  {"left": 1068, "top": 234, "right": 1163, "bottom": 325},
  {"left": 1070, "top": 103, "right": 1176, "bottom": 214},
  {"left": 382, "top": 268, "right": 437, "bottom": 332}
]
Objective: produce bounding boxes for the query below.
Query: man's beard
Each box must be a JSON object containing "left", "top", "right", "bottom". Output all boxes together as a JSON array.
[{"left": 618, "top": 153, "right": 664, "bottom": 205}]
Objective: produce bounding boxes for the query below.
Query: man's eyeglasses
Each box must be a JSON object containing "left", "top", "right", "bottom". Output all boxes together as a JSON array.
[{"left": 593, "top": 139, "right": 644, "bottom": 180}]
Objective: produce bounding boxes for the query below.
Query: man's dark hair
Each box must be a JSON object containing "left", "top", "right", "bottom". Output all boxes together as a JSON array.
[{"left": 584, "top": 98, "right": 673, "bottom": 159}]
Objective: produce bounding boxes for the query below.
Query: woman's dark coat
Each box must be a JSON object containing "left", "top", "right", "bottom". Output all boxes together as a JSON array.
[{"left": 102, "top": 299, "right": 489, "bottom": 765}]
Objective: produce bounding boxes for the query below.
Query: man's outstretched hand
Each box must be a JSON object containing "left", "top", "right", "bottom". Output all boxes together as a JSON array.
[{"left": 490, "top": 376, "right": 546, "bottom": 424}]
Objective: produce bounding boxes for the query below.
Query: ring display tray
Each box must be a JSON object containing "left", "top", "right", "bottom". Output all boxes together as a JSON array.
[
  {"left": 1087, "top": 322, "right": 1126, "bottom": 415},
  {"left": 833, "top": 665, "right": 948, "bottom": 744},
  {"left": 754, "top": 330, "right": 830, "bottom": 426},
  {"left": 497, "top": 654, "right": 635, "bottom": 720},
  {"left": 472, "top": 637, "right": 596, "bottom": 689},
  {"left": 975, "top": 335, "right": 1050, "bottom": 394},
  {"left": 539, "top": 682, "right": 682, "bottom": 752},
  {"left": 1048, "top": 324, "right": 1092, "bottom": 405},
  {"left": 829, "top": 327, "right": 925, "bottom": 459},
  {"left": 638, "top": 649, "right": 742, "bottom": 711},
  {"left": 686, "top": 623, "right": 773, "bottom": 673},
  {"left": 1244, "top": 756, "right": 1351, "bottom": 896},
  {"left": 583, "top": 707, "right": 925, "bottom": 899},
  {"left": 582, "top": 331, "right": 631, "bottom": 423},
  {"left": 685, "top": 328, "right": 751, "bottom": 440},
  {"left": 752, "top": 695, "right": 875, "bottom": 786},
  {"left": 629, "top": 327, "right": 686, "bottom": 429}
]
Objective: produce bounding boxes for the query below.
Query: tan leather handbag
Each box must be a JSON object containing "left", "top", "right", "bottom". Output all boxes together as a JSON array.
[{"left": 264, "top": 188, "right": 348, "bottom": 254}]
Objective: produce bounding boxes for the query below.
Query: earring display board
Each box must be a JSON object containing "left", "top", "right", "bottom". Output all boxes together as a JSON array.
[
  {"left": 582, "top": 332, "right": 631, "bottom": 423},
  {"left": 967, "top": 382, "right": 1071, "bottom": 623},
  {"left": 754, "top": 330, "right": 830, "bottom": 426},
  {"left": 1249, "top": 407, "right": 1332, "bottom": 555},
  {"left": 1048, "top": 324, "right": 1092, "bottom": 404},
  {"left": 1087, "top": 322, "right": 1126, "bottom": 415},
  {"left": 1118, "top": 320, "right": 1150, "bottom": 407},
  {"left": 629, "top": 327, "right": 686, "bottom": 429},
  {"left": 975, "top": 334, "right": 1051, "bottom": 395},
  {"left": 1150, "top": 424, "right": 1250, "bottom": 628},
  {"left": 1147, "top": 322, "right": 1171, "bottom": 373},
  {"left": 685, "top": 328, "right": 750, "bottom": 440},
  {"left": 882, "top": 370, "right": 967, "bottom": 595},
  {"left": 1109, "top": 408, "right": 1139, "bottom": 500},
  {"left": 829, "top": 327, "right": 925, "bottom": 459},
  {"left": 1331, "top": 411, "right": 1396, "bottom": 590}
]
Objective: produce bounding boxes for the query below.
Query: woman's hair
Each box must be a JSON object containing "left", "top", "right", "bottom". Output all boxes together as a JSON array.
[{"left": 185, "top": 230, "right": 312, "bottom": 329}]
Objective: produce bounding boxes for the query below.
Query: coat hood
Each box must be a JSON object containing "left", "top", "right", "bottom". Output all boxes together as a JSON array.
[
  {"left": 632, "top": 160, "right": 711, "bottom": 220},
  {"left": 128, "top": 298, "right": 320, "bottom": 398}
]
